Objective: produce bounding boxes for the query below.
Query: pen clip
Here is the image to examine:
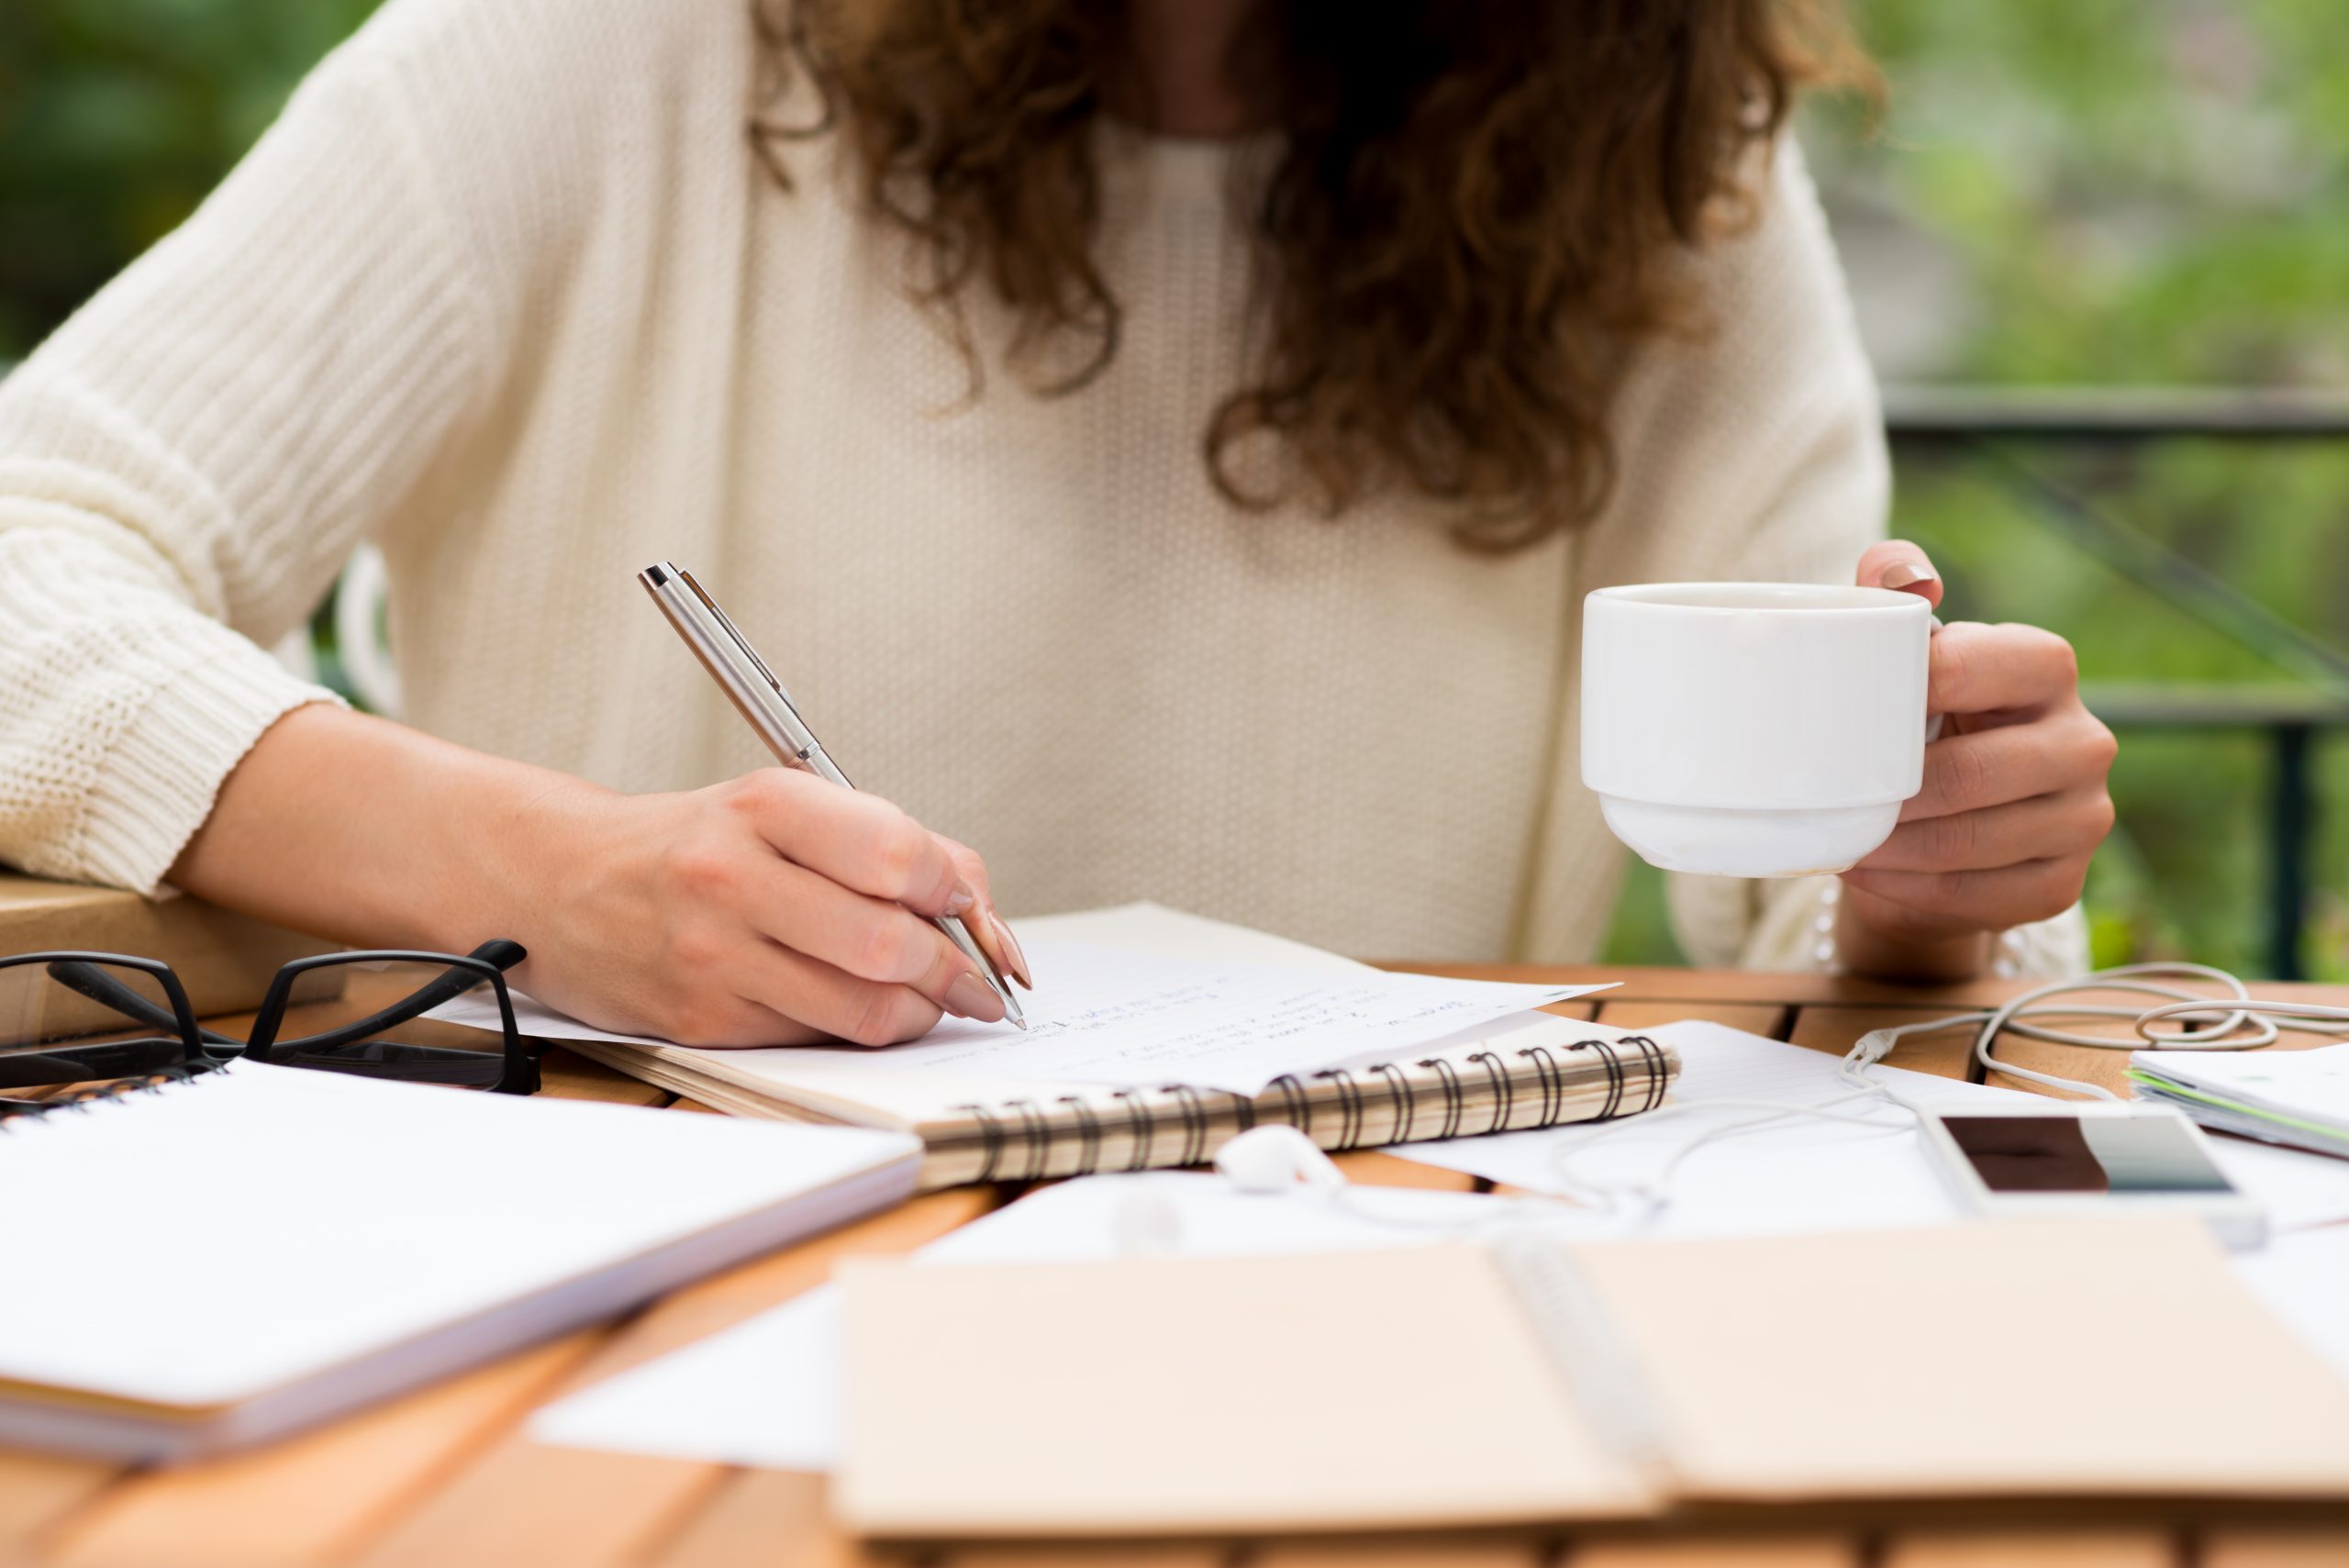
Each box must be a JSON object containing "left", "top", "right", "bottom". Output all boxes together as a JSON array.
[{"left": 674, "top": 567, "right": 805, "bottom": 717}]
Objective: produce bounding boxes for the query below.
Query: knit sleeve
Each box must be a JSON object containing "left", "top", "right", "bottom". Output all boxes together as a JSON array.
[{"left": 0, "top": 38, "right": 493, "bottom": 895}]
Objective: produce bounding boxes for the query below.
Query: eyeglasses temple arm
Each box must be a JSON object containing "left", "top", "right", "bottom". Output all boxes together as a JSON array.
[
  {"left": 261, "top": 940, "right": 528, "bottom": 1057},
  {"left": 44, "top": 962, "right": 240, "bottom": 1051}
]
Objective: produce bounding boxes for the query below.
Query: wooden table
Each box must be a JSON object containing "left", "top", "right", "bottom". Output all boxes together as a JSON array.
[{"left": 8, "top": 967, "right": 2347, "bottom": 1568}]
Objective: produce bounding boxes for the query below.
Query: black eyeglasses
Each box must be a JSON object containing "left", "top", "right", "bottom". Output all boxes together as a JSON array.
[{"left": 0, "top": 940, "right": 538, "bottom": 1109}]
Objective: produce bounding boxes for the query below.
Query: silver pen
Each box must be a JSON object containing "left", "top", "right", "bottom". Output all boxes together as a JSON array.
[{"left": 638, "top": 562, "right": 1026, "bottom": 1029}]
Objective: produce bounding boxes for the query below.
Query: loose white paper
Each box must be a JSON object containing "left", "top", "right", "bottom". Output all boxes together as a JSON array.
[
  {"left": 2233, "top": 1222, "right": 2349, "bottom": 1385},
  {"left": 1390, "top": 1019, "right": 2036, "bottom": 1237},
  {"left": 530, "top": 1172, "right": 1568, "bottom": 1472},
  {"left": 1396, "top": 1020, "right": 2349, "bottom": 1239},
  {"left": 439, "top": 935, "right": 1604, "bottom": 1095}
]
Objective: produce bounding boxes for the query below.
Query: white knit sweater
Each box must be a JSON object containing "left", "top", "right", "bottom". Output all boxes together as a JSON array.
[{"left": 0, "top": 0, "right": 2085, "bottom": 973}]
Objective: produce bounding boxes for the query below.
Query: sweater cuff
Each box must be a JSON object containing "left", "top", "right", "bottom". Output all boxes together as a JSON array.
[{"left": 78, "top": 640, "right": 344, "bottom": 897}]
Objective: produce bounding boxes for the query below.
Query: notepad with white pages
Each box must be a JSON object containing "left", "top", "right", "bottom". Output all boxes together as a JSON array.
[
  {"left": 2130, "top": 1042, "right": 2349, "bottom": 1160},
  {"left": 0, "top": 1063, "right": 918, "bottom": 1460},
  {"left": 435, "top": 904, "right": 1653, "bottom": 1188}
]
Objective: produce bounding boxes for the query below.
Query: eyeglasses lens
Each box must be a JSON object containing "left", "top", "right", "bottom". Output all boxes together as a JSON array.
[
  {"left": 265, "top": 959, "right": 518, "bottom": 1090},
  {"left": 0, "top": 961, "right": 189, "bottom": 1090}
]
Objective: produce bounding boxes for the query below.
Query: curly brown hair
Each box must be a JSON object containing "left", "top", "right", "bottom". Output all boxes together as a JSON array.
[{"left": 756, "top": 0, "right": 1870, "bottom": 550}]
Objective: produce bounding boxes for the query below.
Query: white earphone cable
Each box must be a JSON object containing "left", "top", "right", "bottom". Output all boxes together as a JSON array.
[{"left": 1202, "top": 962, "right": 2349, "bottom": 1240}]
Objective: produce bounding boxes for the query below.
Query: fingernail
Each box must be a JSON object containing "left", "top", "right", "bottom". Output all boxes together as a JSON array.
[
  {"left": 990, "top": 911, "right": 1033, "bottom": 989},
  {"left": 945, "top": 968, "right": 1006, "bottom": 1023},
  {"left": 1879, "top": 561, "right": 1938, "bottom": 590},
  {"left": 943, "top": 879, "right": 976, "bottom": 917}
]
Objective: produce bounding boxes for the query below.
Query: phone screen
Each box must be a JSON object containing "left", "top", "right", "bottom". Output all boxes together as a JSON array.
[{"left": 1938, "top": 1114, "right": 2237, "bottom": 1195}]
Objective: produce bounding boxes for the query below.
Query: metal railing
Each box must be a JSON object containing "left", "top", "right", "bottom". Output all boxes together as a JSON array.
[{"left": 1884, "top": 384, "right": 2349, "bottom": 979}]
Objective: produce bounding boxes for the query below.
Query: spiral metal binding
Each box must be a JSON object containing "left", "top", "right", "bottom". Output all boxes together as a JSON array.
[
  {"left": 0, "top": 1062, "right": 217, "bottom": 1130},
  {"left": 1619, "top": 1035, "right": 1668, "bottom": 1114},
  {"left": 1058, "top": 1093, "right": 1104, "bottom": 1174},
  {"left": 1112, "top": 1090, "right": 1159, "bottom": 1173},
  {"left": 1004, "top": 1098, "right": 1052, "bottom": 1183},
  {"left": 1519, "top": 1043, "right": 1564, "bottom": 1126},
  {"left": 1465, "top": 1051, "right": 1515, "bottom": 1133},
  {"left": 1163, "top": 1084, "right": 1210, "bottom": 1169},
  {"left": 1267, "top": 1073, "right": 1311, "bottom": 1138},
  {"left": 1311, "top": 1067, "right": 1364, "bottom": 1149},
  {"left": 956, "top": 1102, "right": 1008, "bottom": 1183},
  {"left": 1368, "top": 1061, "right": 1417, "bottom": 1143},
  {"left": 941, "top": 1035, "right": 1671, "bottom": 1182},
  {"left": 1572, "top": 1036, "right": 1627, "bottom": 1120},
  {"left": 1419, "top": 1055, "right": 1466, "bottom": 1140}
]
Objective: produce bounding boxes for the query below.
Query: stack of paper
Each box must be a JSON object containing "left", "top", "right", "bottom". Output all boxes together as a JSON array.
[{"left": 2131, "top": 1042, "right": 2349, "bottom": 1160}]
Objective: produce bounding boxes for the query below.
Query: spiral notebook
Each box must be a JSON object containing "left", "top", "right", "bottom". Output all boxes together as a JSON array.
[
  {"left": 0, "top": 1062, "right": 918, "bottom": 1460},
  {"left": 513, "top": 906, "right": 1666, "bottom": 1188}
]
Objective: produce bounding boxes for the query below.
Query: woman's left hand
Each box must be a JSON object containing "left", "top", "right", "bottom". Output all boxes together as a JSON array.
[{"left": 1834, "top": 541, "right": 2118, "bottom": 979}]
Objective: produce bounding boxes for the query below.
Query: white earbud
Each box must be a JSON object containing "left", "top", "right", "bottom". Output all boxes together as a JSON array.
[{"left": 1214, "top": 1124, "right": 1349, "bottom": 1195}]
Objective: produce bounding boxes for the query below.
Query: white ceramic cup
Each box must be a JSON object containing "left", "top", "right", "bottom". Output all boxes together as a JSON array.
[{"left": 1580, "top": 582, "right": 1934, "bottom": 878}]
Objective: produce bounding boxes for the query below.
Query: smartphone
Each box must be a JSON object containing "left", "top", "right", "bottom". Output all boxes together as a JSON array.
[{"left": 1918, "top": 1105, "right": 2266, "bottom": 1250}]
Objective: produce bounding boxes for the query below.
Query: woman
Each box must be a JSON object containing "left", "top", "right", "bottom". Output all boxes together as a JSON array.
[{"left": 0, "top": 0, "right": 2115, "bottom": 1047}]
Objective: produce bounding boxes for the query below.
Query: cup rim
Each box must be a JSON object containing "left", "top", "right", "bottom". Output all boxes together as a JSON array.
[{"left": 1587, "top": 582, "right": 1929, "bottom": 615}]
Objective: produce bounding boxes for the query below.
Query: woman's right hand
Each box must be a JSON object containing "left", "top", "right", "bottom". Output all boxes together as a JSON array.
[
  {"left": 171, "top": 706, "right": 1027, "bottom": 1051},
  {"left": 518, "top": 766, "right": 1030, "bottom": 1047}
]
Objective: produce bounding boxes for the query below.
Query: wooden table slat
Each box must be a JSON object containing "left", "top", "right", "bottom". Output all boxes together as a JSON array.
[
  {"left": 645, "top": 1471, "right": 884, "bottom": 1568},
  {"left": 1248, "top": 1539, "right": 1548, "bottom": 1566},
  {"left": 47, "top": 1334, "right": 596, "bottom": 1568},
  {"left": 1879, "top": 1529, "right": 2180, "bottom": 1568},
  {"left": 1784, "top": 1005, "right": 1982, "bottom": 1079},
  {"left": 1568, "top": 1538, "right": 1863, "bottom": 1568},
  {"left": 1330, "top": 1150, "right": 1480, "bottom": 1191},
  {"left": 0, "top": 1460, "right": 120, "bottom": 1545},
  {"left": 352, "top": 1189, "right": 996, "bottom": 1568},
  {"left": 1595, "top": 999, "right": 1789, "bottom": 1040},
  {"left": 941, "top": 1540, "right": 1239, "bottom": 1568},
  {"left": 535, "top": 1046, "right": 676, "bottom": 1106},
  {"left": 2199, "top": 1529, "right": 2349, "bottom": 1567}
]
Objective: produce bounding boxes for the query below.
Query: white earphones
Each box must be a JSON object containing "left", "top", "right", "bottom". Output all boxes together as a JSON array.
[{"left": 1212, "top": 1124, "right": 1349, "bottom": 1194}]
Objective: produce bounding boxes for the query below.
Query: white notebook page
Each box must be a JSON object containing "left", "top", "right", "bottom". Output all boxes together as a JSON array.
[
  {"left": 0, "top": 1064, "right": 916, "bottom": 1409},
  {"left": 436, "top": 906, "right": 1608, "bottom": 1095}
]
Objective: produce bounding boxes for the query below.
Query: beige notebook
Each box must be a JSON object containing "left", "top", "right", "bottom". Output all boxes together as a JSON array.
[
  {"left": 0, "top": 872, "right": 332, "bottom": 1030},
  {"left": 837, "top": 1216, "right": 2349, "bottom": 1537}
]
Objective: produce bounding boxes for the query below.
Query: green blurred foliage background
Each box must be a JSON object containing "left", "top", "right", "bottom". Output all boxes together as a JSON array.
[{"left": 2, "top": 0, "right": 2343, "bottom": 975}]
